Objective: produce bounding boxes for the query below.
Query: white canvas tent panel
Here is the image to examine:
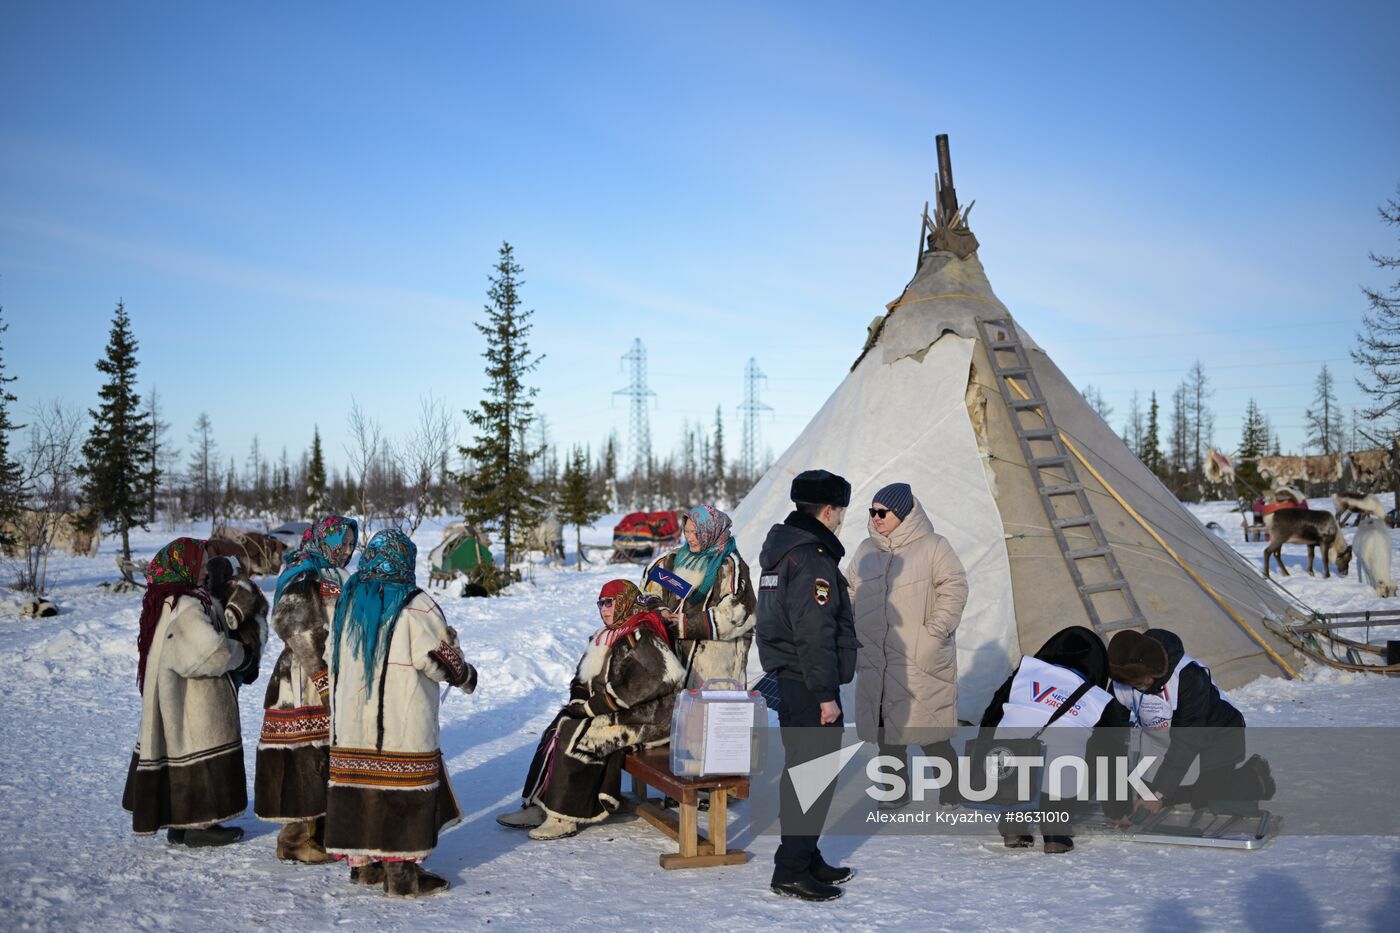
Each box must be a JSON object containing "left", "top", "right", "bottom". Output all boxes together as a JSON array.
[
  {"left": 734, "top": 240, "right": 1301, "bottom": 723},
  {"left": 733, "top": 336, "right": 1020, "bottom": 721},
  {"left": 428, "top": 534, "right": 458, "bottom": 570}
]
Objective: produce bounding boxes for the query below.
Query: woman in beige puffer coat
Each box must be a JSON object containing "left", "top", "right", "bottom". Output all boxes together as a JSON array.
[{"left": 848, "top": 483, "right": 968, "bottom": 805}]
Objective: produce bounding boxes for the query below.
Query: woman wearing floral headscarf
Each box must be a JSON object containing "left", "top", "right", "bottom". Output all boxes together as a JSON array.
[
  {"left": 323, "top": 529, "right": 477, "bottom": 899},
  {"left": 254, "top": 515, "right": 358, "bottom": 863},
  {"left": 123, "top": 537, "right": 254, "bottom": 846},
  {"left": 642, "top": 504, "right": 756, "bottom": 688},
  {"left": 496, "top": 579, "right": 686, "bottom": 840}
]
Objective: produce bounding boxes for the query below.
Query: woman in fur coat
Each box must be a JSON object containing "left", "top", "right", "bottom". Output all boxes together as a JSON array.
[
  {"left": 641, "top": 504, "right": 756, "bottom": 688},
  {"left": 123, "top": 537, "right": 258, "bottom": 846},
  {"left": 496, "top": 579, "right": 686, "bottom": 840},
  {"left": 254, "top": 514, "right": 358, "bottom": 863},
  {"left": 323, "top": 529, "right": 477, "bottom": 899}
]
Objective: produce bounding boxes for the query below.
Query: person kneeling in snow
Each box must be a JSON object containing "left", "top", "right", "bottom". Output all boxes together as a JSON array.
[
  {"left": 496, "top": 579, "right": 686, "bottom": 840},
  {"left": 323, "top": 529, "right": 477, "bottom": 898},
  {"left": 1108, "top": 628, "right": 1274, "bottom": 819},
  {"left": 978, "top": 626, "right": 1131, "bottom": 854},
  {"left": 123, "top": 537, "right": 260, "bottom": 846}
]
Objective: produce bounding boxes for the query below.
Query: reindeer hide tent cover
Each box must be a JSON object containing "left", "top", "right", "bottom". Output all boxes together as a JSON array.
[{"left": 732, "top": 155, "right": 1303, "bottom": 720}]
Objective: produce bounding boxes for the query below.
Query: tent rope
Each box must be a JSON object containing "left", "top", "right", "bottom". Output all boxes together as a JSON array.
[
  {"left": 889, "top": 292, "right": 998, "bottom": 311},
  {"left": 1004, "top": 379, "right": 1300, "bottom": 679}
]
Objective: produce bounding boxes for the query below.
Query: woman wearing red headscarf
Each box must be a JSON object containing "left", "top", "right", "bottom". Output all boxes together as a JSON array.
[
  {"left": 496, "top": 579, "right": 685, "bottom": 839},
  {"left": 122, "top": 538, "right": 255, "bottom": 846}
]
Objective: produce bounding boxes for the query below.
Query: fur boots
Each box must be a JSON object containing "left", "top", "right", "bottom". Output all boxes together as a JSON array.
[
  {"left": 276, "top": 819, "right": 333, "bottom": 863},
  {"left": 495, "top": 804, "right": 546, "bottom": 829},
  {"left": 383, "top": 862, "right": 450, "bottom": 898},
  {"left": 528, "top": 815, "right": 580, "bottom": 840}
]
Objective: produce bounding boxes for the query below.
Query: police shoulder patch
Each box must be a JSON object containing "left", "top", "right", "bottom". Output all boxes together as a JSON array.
[
  {"left": 814, "top": 577, "right": 831, "bottom": 606},
  {"left": 759, "top": 573, "right": 780, "bottom": 592}
]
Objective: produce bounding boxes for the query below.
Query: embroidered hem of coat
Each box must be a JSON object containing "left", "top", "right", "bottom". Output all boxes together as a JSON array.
[
  {"left": 258, "top": 705, "right": 331, "bottom": 750},
  {"left": 328, "top": 747, "right": 442, "bottom": 791}
]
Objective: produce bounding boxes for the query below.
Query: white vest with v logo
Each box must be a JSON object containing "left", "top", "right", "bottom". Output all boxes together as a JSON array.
[
  {"left": 997, "top": 657, "right": 1113, "bottom": 800},
  {"left": 999, "top": 656, "right": 1113, "bottom": 730}
]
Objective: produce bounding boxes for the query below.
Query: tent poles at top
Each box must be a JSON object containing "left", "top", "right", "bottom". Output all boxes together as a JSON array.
[
  {"left": 1003, "top": 378, "right": 1301, "bottom": 680},
  {"left": 916, "top": 201, "right": 931, "bottom": 272}
]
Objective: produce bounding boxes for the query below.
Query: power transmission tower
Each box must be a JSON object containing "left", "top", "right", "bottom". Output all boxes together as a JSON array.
[
  {"left": 738, "top": 357, "right": 771, "bottom": 482},
  {"left": 613, "top": 338, "right": 655, "bottom": 488}
]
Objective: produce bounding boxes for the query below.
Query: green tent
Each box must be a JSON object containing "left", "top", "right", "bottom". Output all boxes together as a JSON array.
[{"left": 430, "top": 527, "right": 494, "bottom": 574}]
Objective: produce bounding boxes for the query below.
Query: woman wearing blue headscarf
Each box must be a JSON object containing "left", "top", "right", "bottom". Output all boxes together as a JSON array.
[
  {"left": 641, "top": 504, "right": 757, "bottom": 688},
  {"left": 254, "top": 514, "right": 358, "bottom": 863},
  {"left": 322, "top": 529, "right": 477, "bottom": 899}
]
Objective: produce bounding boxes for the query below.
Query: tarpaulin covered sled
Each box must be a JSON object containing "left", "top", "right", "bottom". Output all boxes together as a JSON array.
[{"left": 611, "top": 511, "right": 681, "bottom": 562}]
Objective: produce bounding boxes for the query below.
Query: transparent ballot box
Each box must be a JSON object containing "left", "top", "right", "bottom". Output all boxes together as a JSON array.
[{"left": 668, "top": 679, "right": 766, "bottom": 777}]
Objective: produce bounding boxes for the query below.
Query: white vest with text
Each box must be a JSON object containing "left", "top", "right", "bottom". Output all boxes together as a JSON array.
[
  {"left": 1111, "top": 653, "right": 1221, "bottom": 783},
  {"left": 996, "top": 656, "right": 1113, "bottom": 800}
]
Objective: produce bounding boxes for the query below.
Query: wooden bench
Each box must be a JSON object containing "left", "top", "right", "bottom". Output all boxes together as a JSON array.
[
  {"left": 1242, "top": 521, "right": 1269, "bottom": 543},
  {"left": 623, "top": 745, "right": 750, "bottom": 870},
  {"left": 428, "top": 570, "right": 455, "bottom": 589}
]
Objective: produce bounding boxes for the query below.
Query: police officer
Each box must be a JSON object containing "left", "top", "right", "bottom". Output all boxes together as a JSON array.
[{"left": 756, "top": 469, "right": 858, "bottom": 901}]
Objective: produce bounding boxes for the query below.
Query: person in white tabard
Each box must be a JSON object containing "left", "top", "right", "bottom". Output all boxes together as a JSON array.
[
  {"left": 978, "top": 626, "right": 1131, "bottom": 854},
  {"left": 1108, "top": 629, "right": 1274, "bottom": 818}
]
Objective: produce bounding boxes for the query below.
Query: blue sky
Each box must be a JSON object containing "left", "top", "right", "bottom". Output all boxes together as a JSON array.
[{"left": 2, "top": 1, "right": 1396, "bottom": 477}]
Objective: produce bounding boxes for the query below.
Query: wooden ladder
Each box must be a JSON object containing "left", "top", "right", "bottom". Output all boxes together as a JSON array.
[{"left": 977, "top": 316, "right": 1147, "bottom": 635}]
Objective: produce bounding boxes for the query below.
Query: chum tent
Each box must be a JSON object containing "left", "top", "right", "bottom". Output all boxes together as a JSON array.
[
  {"left": 430, "top": 525, "right": 495, "bottom": 576},
  {"left": 732, "top": 136, "right": 1303, "bottom": 721}
]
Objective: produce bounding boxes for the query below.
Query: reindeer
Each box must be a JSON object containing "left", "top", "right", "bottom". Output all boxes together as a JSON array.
[
  {"left": 1262, "top": 508, "right": 1353, "bottom": 579},
  {"left": 208, "top": 527, "right": 287, "bottom": 575},
  {"left": 204, "top": 555, "right": 269, "bottom": 686},
  {"left": 1351, "top": 516, "right": 1397, "bottom": 597},
  {"left": 1333, "top": 490, "right": 1387, "bottom": 527},
  {"left": 524, "top": 515, "right": 566, "bottom": 562}
]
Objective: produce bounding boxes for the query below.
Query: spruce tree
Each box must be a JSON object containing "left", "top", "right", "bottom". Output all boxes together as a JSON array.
[
  {"left": 0, "top": 308, "right": 23, "bottom": 551},
  {"left": 600, "top": 434, "right": 618, "bottom": 510},
  {"left": 558, "top": 446, "right": 605, "bottom": 570},
  {"left": 1140, "top": 391, "right": 1166, "bottom": 480},
  {"left": 458, "top": 242, "right": 543, "bottom": 575},
  {"left": 1236, "top": 398, "right": 1270, "bottom": 495},
  {"left": 307, "top": 426, "right": 328, "bottom": 514},
  {"left": 80, "top": 301, "right": 154, "bottom": 575}
]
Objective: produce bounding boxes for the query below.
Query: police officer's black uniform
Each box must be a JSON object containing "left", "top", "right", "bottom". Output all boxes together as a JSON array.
[{"left": 756, "top": 470, "right": 857, "bottom": 901}]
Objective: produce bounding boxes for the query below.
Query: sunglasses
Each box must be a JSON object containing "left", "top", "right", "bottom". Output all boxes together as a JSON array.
[
  {"left": 597, "top": 597, "right": 615, "bottom": 608},
  {"left": 869, "top": 508, "right": 892, "bottom": 518}
]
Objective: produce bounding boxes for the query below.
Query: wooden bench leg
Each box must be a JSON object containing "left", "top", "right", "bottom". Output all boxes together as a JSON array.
[
  {"left": 711, "top": 789, "right": 728, "bottom": 854},
  {"left": 655, "top": 790, "right": 750, "bottom": 870},
  {"left": 678, "top": 800, "right": 699, "bottom": 859}
]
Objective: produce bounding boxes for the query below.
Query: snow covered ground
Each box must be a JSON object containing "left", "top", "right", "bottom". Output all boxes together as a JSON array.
[{"left": 2, "top": 503, "right": 1398, "bottom": 932}]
